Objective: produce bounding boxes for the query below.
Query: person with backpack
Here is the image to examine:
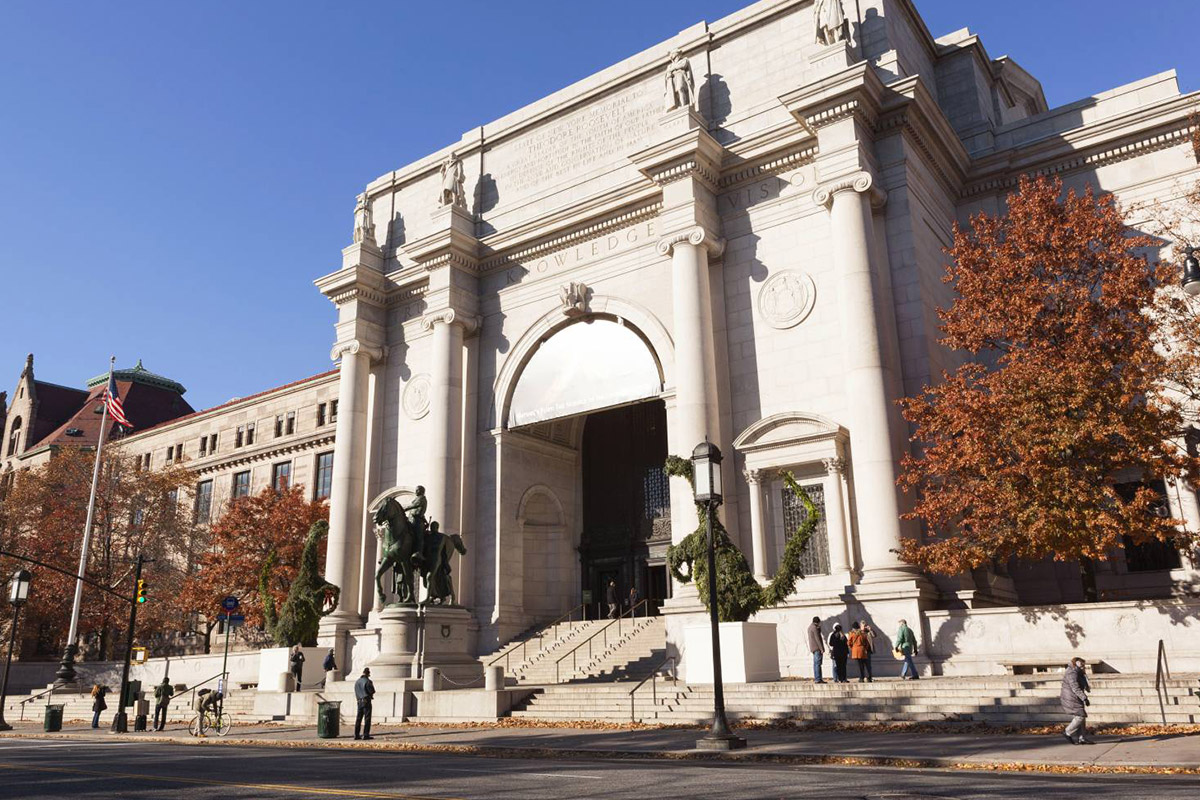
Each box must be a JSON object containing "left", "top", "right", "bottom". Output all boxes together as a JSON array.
[{"left": 153, "top": 676, "right": 175, "bottom": 731}]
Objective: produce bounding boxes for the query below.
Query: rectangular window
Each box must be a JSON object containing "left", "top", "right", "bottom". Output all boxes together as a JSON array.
[
  {"left": 194, "top": 480, "right": 213, "bottom": 523},
  {"left": 315, "top": 452, "right": 334, "bottom": 500},
  {"left": 143, "top": 453, "right": 151, "bottom": 470},
  {"left": 272, "top": 461, "right": 292, "bottom": 491},
  {"left": 166, "top": 445, "right": 175, "bottom": 463},
  {"left": 232, "top": 470, "right": 251, "bottom": 498},
  {"left": 317, "top": 403, "right": 326, "bottom": 427},
  {"left": 781, "top": 480, "right": 830, "bottom": 577},
  {"left": 199, "top": 436, "right": 207, "bottom": 456},
  {"left": 330, "top": 400, "right": 339, "bottom": 423},
  {"left": 176, "top": 443, "right": 183, "bottom": 462},
  {"left": 286, "top": 411, "right": 295, "bottom": 435},
  {"left": 209, "top": 433, "right": 218, "bottom": 453},
  {"left": 235, "top": 426, "right": 244, "bottom": 448},
  {"left": 274, "top": 415, "right": 284, "bottom": 438},
  {"left": 246, "top": 422, "right": 255, "bottom": 446}
]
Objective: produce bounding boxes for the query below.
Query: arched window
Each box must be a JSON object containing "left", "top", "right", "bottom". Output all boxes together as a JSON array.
[{"left": 6, "top": 417, "right": 21, "bottom": 457}]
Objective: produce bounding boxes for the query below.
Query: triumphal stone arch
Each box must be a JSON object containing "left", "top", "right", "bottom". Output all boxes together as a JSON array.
[{"left": 314, "top": 0, "right": 1200, "bottom": 681}]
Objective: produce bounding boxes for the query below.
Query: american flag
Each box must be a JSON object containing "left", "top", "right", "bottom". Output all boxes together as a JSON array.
[{"left": 104, "top": 373, "right": 132, "bottom": 429}]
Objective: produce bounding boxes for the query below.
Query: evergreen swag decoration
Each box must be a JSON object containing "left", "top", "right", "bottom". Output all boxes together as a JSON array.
[
  {"left": 259, "top": 520, "right": 341, "bottom": 647},
  {"left": 665, "top": 455, "right": 818, "bottom": 622}
]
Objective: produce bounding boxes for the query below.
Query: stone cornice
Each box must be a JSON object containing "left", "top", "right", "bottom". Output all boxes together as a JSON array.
[
  {"left": 812, "top": 171, "right": 887, "bottom": 210},
  {"left": 718, "top": 143, "right": 820, "bottom": 190},
  {"left": 420, "top": 308, "right": 482, "bottom": 335},
  {"left": 779, "top": 62, "right": 886, "bottom": 134},
  {"left": 645, "top": 158, "right": 721, "bottom": 193},
  {"left": 656, "top": 225, "right": 726, "bottom": 258},
  {"left": 314, "top": 263, "right": 390, "bottom": 309},
  {"left": 191, "top": 433, "right": 336, "bottom": 476},
  {"left": 873, "top": 75, "right": 970, "bottom": 196},
  {"left": 479, "top": 202, "right": 661, "bottom": 272}
]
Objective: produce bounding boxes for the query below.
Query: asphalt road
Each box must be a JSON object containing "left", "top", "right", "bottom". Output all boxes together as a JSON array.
[{"left": 0, "top": 739, "right": 1198, "bottom": 800}]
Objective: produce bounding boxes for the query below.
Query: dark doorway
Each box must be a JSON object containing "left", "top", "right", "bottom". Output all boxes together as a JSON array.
[{"left": 579, "top": 400, "right": 671, "bottom": 616}]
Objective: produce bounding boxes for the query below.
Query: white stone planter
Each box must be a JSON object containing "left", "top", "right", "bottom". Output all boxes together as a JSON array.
[{"left": 683, "top": 621, "right": 780, "bottom": 683}]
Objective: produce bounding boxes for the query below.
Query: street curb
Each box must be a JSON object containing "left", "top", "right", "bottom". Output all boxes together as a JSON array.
[{"left": 2, "top": 731, "right": 1197, "bottom": 776}]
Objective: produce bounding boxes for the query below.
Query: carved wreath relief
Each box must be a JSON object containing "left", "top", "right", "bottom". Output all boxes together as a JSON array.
[
  {"left": 757, "top": 270, "right": 816, "bottom": 329},
  {"left": 402, "top": 374, "right": 432, "bottom": 420}
]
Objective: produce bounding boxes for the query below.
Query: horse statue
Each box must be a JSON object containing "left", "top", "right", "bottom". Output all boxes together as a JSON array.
[
  {"left": 419, "top": 521, "right": 467, "bottom": 606},
  {"left": 374, "top": 496, "right": 420, "bottom": 605}
]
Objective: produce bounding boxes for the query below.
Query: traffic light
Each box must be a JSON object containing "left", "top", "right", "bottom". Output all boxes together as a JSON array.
[{"left": 136, "top": 579, "right": 148, "bottom": 604}]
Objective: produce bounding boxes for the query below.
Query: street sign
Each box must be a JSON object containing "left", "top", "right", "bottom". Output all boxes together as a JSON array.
[
  {"left": 131, "top": 646, "right": 148, "bottom": 664},
  {"left": 216, "top": 613, "right": 227, "bottom": 623},
  {"left": 221, "top": 595, "right": 239, "bottom": 612},
  {"left": 228, "top": 614, "right": 245, "bottom": 628}
]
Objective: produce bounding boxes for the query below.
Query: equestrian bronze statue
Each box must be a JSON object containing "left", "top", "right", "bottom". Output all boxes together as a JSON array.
[{"left": 374, "top": 489, "right": 467, "bottom": 607}]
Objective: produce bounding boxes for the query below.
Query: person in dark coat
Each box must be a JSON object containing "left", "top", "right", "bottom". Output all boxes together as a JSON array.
[
  {"left": 90, "top": 684, "right": 109, "bottom": 729},
  {"left": 605, "top": 580, "right": 618, "bottom": 619},
  {"left": 323, "top": 649, "right": 338, "bottom": 687},
  {"left": 806, "top": 617, "right": 826, "bottom": 684},
  {"left": 1060, "top": 657, "right": 1093, "bottom": 744},
  {"left": 290, "top": 645, "right": 305, "bottom": 690},
  {"left": 153, "top": 676, "right": 175, "bottom": 731},
  {"left": 827, "top": 623, "right": 850, "bottom": 683},
  {"left": 354, "top": 667, "right": 376, "bottom": 740}
]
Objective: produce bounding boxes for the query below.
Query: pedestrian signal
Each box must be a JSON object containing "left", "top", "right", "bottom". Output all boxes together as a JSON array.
[{"left": 136, "top": 579, "right": 148, "bottom": 604}]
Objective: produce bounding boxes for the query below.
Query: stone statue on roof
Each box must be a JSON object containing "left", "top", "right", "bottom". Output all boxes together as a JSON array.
[
  {"left": 353, "top": 192, "right": 375, "bottom": 244},
  {"left": 814, "top": 0, "right": 847, "bottom": 46},
  {"left": 439, "top": 152, "right": 466, "bottom": 209},
  {"left": 663, "top": 48, "right": 696, "bottom": 112}
]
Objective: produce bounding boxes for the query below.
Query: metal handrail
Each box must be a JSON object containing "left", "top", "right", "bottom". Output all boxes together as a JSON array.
[
  {"left": 1155, "top": 639, "right": 1171, "bottom": 692},
  {"left": 628, "top": 655, "right": 677, "bottom": 722},
  {"left": 486, "top": 603, "right": 587, "bottom": 673},
  {"left": 17, "top": 685, "right": 56, "bottom": 721},
  {"left": 555, "top": 599, "right": 648, "bottom": 684}
]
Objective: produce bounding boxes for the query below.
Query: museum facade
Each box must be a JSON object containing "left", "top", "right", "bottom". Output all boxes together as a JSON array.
[{"left": 126, "top": 0, "right": 1200, "bottom": 677}]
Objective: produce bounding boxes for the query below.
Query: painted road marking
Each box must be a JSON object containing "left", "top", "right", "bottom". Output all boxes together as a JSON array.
[
  {"left": 438, "top": 766, "right": 602, "bottom": 780},
  {"left": 0, "top": 763, "right": 462, "bottom": 799}
]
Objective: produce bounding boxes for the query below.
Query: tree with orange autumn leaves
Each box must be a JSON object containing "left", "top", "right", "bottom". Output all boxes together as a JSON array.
[
  {"left": 0, "top": 447, "right": 196, "bottom": 659},
  {"left": 899, "top": 176, "right": 1200, "bottom": 575},
  {"left": 179, "top": 485, "right": 327, "bottom": 650}
]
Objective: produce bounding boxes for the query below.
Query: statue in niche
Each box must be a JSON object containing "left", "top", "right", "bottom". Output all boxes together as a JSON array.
[
  {"left": 663, "top": 48, "right": 697, "bottom": 112},
  {"left": 559, "top": 280, "right": 588, "bottom": 317},
  {"left": 814, "top": 0, "right": 848, "bottom": 46},
  {"left": 439, "top": 151, "right": 466, "bottom": 209},
  {"left": 352, "top": 192, "right": 375, "bottom": 244}
]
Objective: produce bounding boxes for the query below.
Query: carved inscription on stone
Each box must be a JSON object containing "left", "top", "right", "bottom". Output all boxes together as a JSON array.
[
  {"left": 499, "top": 82, "right": 660, "bottom": 197},
  {"left": 518, "top": 220, "right": 656, "bottom": 278}
]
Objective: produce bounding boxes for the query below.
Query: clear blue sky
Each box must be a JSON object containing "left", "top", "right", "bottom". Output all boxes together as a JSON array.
[{"left": 2, "top": 1, "right": 1196, "bottom": 410}]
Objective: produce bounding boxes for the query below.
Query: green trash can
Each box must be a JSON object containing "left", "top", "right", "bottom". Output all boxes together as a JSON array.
[
  {"left": 316, "top": 700, "right": 341, "bottom": 739},
  {"left": 44, "top": 704, "right": 64, "bottom": 733}
]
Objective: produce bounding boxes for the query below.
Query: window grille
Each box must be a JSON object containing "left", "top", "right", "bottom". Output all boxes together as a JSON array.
[{"left": 781, "top": 480, "right": 830, "bottom": 576}]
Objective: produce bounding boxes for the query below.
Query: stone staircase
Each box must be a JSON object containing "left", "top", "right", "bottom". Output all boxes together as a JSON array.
[
  {"left": 512, "top": 673, "right": 1200, "bottom": 726},
  {"left": 481, "top": 616, "right": 666, "bottom": 685},
  {"left": 2, "top": 686, "right": 266, "bottom": 724}
]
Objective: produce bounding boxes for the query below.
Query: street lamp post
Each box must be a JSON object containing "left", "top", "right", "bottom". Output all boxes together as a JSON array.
[
  {"left": 1183, "top": 247, "right": 1200, "bottom": 297},
  {"left": 691, "top": 441, "right": 746, "bottom": 751},
  {"left": 0, "top": 568, "right": 32, "bottom": 731}
]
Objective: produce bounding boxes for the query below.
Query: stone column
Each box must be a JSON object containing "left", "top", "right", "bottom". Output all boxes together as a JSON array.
[
  {"left": 421, "top": 310, "right": 477, "bottom": 539},
  {"left": 814, "top": 173, "right": 912, "bottom": 583},
  {"left": 744, "top": 469, "right": 769, "bottom": 581},
  {"left": 659, "top": 229, "right": 724, "bottom": 545},
  {"left": 822, "top": 457, "right": 852, "bottom": 577},
  {"left": 321, "top": 340, "right": 382, "bottom": 640}
]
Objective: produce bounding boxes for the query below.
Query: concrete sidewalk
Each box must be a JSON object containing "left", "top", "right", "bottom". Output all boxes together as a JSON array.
[{"left": 1, "top": 720, "right": 1197, "bottom": 773}]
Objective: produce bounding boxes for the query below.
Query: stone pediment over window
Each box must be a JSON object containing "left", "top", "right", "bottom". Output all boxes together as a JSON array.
[{"left": 733, "top": 411, "right": 847, "bottom": 464}]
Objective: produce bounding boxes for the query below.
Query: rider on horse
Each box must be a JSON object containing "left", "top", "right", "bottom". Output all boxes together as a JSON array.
[{"left": 403, "top": 486, "right": 429, "bottom": 565}]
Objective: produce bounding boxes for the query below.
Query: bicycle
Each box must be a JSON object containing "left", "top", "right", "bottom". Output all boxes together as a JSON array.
[{"left": 188, "top": 707, "right": 232, "bottom": 737}]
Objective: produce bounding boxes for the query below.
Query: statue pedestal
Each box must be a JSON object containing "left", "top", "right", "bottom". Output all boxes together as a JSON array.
[
  {"left": 810, "top": 40, "right": 857, "bottom": 76},
  {"left": 367, "top": 605, "right": 481, "bottom": 683}
]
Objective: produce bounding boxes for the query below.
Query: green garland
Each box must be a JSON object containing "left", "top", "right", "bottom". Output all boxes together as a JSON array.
[{"left": 665, "top": 456, "right": 817, "bottom": 622}]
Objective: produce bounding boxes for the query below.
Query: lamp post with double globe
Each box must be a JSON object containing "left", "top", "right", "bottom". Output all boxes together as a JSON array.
[{"left": 0, "top": 568, "right": 32, "bottom": 731}]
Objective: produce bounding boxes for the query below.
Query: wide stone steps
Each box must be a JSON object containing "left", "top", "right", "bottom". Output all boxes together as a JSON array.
[
  {"left": 484, "top": 616, "right": 666, "bottom": 685},
  {"left": 512, "top": 675, "right": 1200, "bottom": 725},
  {"left": 479, "top": 620, "right": 611, "bottom": 681}
]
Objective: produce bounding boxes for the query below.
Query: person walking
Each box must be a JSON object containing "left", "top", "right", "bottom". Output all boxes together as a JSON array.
[
  {"left": 605, "top": 580, "right": 617, "bottom": 619},
  {"left": 627, "top": 585, "right": 639, "bottom": 612},
  {"left": 895, "top": 619, "right": 919, "bottom": 680},
  {"left": 828, "top": 623, "right": 850, "bottom": 683},
  {"left": 848, "top": 623, "right": 872, "bottom": 682},
  {"left": 152, "top": 676, "right": 174, "bottom": 731},
  {"left": 90, "top": 684, "right": 109, "bottom": 729},
  {"left": 354, "top": 667, "right": 376, "bottom": 740},
  {"left": 322, "top": 649, "right": 338, "bottom": 687},
  {"left": 807, "top": 616, "right": 826, "bottom": 684},
  {"left": 1060, "top": 657, "right": 1093, "bottom": 744},
  {"left": 289, "top": 645, "right": 305, "bottom": 690}
]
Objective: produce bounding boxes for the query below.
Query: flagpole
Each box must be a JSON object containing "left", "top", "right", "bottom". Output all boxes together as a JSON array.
[{"left": 55, "top": 356, "right": 115, "bottom": 687}]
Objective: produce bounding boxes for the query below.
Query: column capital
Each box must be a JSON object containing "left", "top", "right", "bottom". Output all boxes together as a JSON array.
[
  {"left": 420, "top": 308, "right": 481, "bottom": 335},
  {"left": 812, "top": 171, "right": 887, "bottom": 210},
  {"left": 743, "top": 468, "right": 762, "bottom": 485},
  {"left": 657, "top": 226, "right": 726, "bottom": 258},
  {"left": 822, "top": 457, "right": 847, "bottom": 475},
  {"left": 330, "top": 340, "right": 385, "bottom": 363}
]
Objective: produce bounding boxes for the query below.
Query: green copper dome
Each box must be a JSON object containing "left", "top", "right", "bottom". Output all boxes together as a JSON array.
[{"left": 86, "top": 359, "right": 187, "bottom": 395}]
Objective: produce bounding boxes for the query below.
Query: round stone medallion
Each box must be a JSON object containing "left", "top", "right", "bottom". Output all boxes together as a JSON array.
[
  {"left": 1116, "top": 612, "right": 1139, "bottom": 635},
  {"left": 402, "top": 374, "right": 432, "bottom": 420},
  {"left": 757, "top": 270, "right": 816, "bottom": 329}
]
